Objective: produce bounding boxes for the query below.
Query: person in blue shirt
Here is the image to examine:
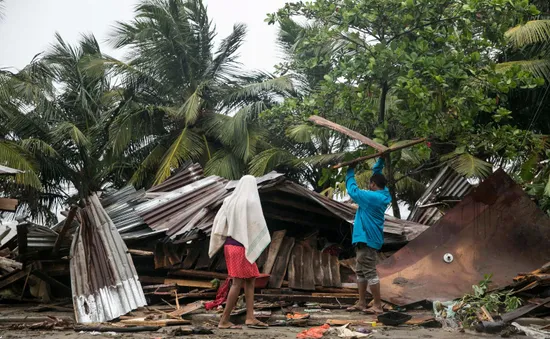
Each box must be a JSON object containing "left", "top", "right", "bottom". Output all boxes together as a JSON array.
[{"left": 345, "top": 157, "right": 391, "bottom": 314}]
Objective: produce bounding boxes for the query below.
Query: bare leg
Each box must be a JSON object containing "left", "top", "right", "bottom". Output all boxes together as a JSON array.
[
  {"left": 244, "top": 278, "right": 267, "bottom": 327},
  {"left": 218, "top": 278, "right": 243, "bottom": 328},
  {"left": 369, "top": 283, "right": 383, "bottom": 313},
  {"left": 357, "top": 281, "right": 368, "bottom": 309}
]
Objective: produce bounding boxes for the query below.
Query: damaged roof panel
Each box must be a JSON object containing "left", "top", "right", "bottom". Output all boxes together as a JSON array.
[
  {"left": 70, "top": 194, "right": 146, "bottom": 323},
  {"left": 408, "top": 166, "right": 473, "bottom": 226},
  {"left": 378, "top": 169, "right": 550, "bottom": 305}
]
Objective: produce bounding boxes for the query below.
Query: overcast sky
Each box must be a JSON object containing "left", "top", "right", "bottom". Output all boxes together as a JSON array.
[{"left": 0, "top": 0, "right": 288, "bottom": 72}]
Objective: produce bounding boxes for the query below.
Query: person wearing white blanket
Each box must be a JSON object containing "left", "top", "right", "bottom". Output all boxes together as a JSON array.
[{"left": 209, "top": 175, "right": 271, "bottom": 329}]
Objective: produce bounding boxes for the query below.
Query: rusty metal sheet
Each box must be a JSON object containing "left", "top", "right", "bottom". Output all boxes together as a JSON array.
[
  {"left": 70, "top": 194, "right": 146, "bottom": 323},
  {"left": 378, "top": 169, "right": 550, "bottom": 305}
]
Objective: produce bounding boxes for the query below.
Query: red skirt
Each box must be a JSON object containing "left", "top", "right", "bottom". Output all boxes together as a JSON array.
[{"left": 224, "top": 245, "right": 260, "bottom": 279}]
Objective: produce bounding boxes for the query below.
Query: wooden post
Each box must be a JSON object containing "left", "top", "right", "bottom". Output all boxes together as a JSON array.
[{"left": 52, "top": 205, "right": 78, "bottom": 255}]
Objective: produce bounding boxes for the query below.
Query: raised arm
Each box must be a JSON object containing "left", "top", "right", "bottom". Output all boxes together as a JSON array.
[
  {"left": 346, "top": 168, "right": 377, "bottom": 205},
  {"left": 372, "top": 157, "right": 385, "bottom": 175}
]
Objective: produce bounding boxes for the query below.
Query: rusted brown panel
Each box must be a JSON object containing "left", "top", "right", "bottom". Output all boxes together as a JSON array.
[{"left": 378, "top": 169, "right": 550, "bottom": 305}]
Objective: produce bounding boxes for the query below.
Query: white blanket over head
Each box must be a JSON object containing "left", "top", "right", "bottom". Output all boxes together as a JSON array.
[{"left": 208, "top": 175, "right": 271, "bottom": 263}]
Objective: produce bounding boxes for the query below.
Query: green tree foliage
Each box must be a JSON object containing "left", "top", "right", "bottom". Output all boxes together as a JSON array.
[
  {"left": 266, "top": 0, "right": 544, "bottom": 216},
  {"left": 106, "top": 0, "right": 294, "bottom": 186}
]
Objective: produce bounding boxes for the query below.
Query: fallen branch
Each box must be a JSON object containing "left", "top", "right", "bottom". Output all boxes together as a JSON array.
[{"left": 308, "top": 116, "right": 388, "bottom": 152}]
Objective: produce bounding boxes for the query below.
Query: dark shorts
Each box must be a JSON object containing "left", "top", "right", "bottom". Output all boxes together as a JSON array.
[{"left": 355, "top": 243, "right": 379, "bottom": 285}]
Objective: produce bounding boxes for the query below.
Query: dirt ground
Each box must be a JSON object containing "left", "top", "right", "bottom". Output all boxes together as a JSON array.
[
  {"left": 0, "top": 325, "right": 527, "bottom": 339},
  {"left": 0, "top": 303, "right": 526, "bottom": 339}
]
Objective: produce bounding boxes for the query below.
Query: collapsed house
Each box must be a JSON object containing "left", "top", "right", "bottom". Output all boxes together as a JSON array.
[
  {"left": 1, "top": 162, "right": 549, "bottom": 330},
  {"left": 0, "top": 163, "right": 429, "bottom": 321}
]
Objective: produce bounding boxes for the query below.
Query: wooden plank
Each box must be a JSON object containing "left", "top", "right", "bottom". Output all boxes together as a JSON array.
[
  {"left": 268, "top": 236, "right": 294, "bottom": 289},
  {"left": 313, "top": 250, "right": 324, "bottom": 286},
  {"left": 0, "top": 198, "right": 18, "bottom": 212},
  {"left": 120, "top": 317, "right": 190, "bottom": 326},
  {"left": 0, "top": 268, "right": 30, "bottom": 290},
  {"left": 262, "top": 230, "right": 286, "bottom": 275},
  {"left": 194, "top": 245, "right": 211, "bottom": 270},
  {"left": 287, "top": 244, "right": 299, "bottom": 290},
  {"left": 171, "top": 269, "right": 227, "bottom": 280},
  {"left": 52, "top": 205, "right": 77, "bottom": 255},
  {"left": 181, "top": 245, "right": 201, "bottom": 269},
  {"left": 0, "top": 256, "right": 22, "bottom": 271},
  {"left": 288, "top": 244, "right": 315, "bottom": 291},
  {"left": 169, "top": 301, "right": 203, "bottom": 317},
  {"left": 333, "top": 138, "right": 427, "bottom": 169},
  {"left": 164, "top": 278, "right": 212, "bottom": 289},
  {"left": 501, "top": 297, "right": 550, "bottom": 322},
  {"left": 329, "top": 254, "right": 342, "bottom": 288},
  {"left": 256, "top": 247, "right": 268, "bottom": 271},
  {"left": 256, "top": 293, "right": 356, "bottom": 304},
  {"left": 321, "top": 252, "right": 331, "bottom": 287},
  {"left": 128, "top": 249, "right": 154, "bottom": 256},
  {"left": 308, "top": 115, "right": 388, "bottom": 152}
]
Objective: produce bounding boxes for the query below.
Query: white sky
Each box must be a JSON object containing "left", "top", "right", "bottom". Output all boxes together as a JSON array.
[{"left": 0, "top": 0, "right": 288, "bottom": 72}]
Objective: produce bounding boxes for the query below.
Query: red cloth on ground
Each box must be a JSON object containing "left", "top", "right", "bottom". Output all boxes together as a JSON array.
[
  {"left": 204, "top": 278, "right": 231, "bottom": 310},
  {"left": 224, "top": 244, "right": 260, "bottom": 279}
]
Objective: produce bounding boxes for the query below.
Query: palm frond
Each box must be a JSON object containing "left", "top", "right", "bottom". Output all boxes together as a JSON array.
[
  {"left": 287, "top": 124, "right": 314, "bottom": 143},
  {"left": 0, "top": 141, "right": 42, "bottom": 189},
  {"left": 51, "top": 122, "right": 91, "bottom": 148},
  {"left": 20, "top": 138, "right": 59, "bottom": 157},
  {"left": 497, "top": 59, "right": 550, "bottom": 82},
  {"left": 444, "top": 153, "right": 492, "bottom": 178},
  {"left": 176, "top": 86, "right": 203, "bottom": 124},
  {"left": 154, "top": 127, "right": 204, "bottom": 185},
  {"left": 204, "top": 149, "right": 245, "bottom": 179},
  {"left": 506, "top": 20, "right": 550, "bottom": 49},
  {"left": 249, "top": 148, "right": 296, "bottom": 176}
]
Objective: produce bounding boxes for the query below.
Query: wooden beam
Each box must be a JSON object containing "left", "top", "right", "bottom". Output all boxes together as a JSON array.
[
  {"left": 170, "top": 269, "right": 227, "bottom": 280},
  {"left": 52, "top": 205, "right": 77, "bottom": 255},
  {"left": 333, "top": 138, "right": 427, "bottom": 169},
  {"left": 309, "top": 116, "right": 388, "bottom": 152},
  {"left": 31, "top": 270, "right": 71, "bottom": 295},
  {"left": 0, "top": 198, "right": 18, "bottom": 212},
  {"left": 0, "top": 267, "right": 31, "bottom": 290},
  {"left": 164, "top": 278, "right": 212, "bottom": 289}
]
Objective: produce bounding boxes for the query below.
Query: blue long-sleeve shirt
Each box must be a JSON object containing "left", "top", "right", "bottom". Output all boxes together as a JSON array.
[{"left": 346, "top": 158, "right": 392, "bottom": 250}]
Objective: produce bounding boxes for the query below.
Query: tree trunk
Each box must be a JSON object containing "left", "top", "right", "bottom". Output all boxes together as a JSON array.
[
  {"left": 378, "top": 81, "right": 400, "bottom": 218},
  {"left": 385, "top": 155, "right": 401, "bottom": 218},
  {"left": 378, "top": 81, "right": 388, "bottom": 125}
]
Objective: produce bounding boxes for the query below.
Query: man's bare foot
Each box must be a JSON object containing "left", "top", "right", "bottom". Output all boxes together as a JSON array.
[
  {"left": 218, "top": 321, "right": 242, "bottom": 329},
  {"left": 364, "top": 304, "right": 385, "bottom": 314},
  {"left": 245, "top": 318, "right": 268, "bottom": 328},
  {"left": 346, "top": 304, "right": 368, "bottom": 312}
]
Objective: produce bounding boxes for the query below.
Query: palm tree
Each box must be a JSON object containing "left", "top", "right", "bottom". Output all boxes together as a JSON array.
[
  {"left": 1, "top": 34, "right": 132, "bottom": 222},
  {"left": 106, "top": 0, "right": 293, "bottom": 186}
]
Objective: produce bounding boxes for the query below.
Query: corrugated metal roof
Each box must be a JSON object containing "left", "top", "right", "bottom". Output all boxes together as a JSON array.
[
  {"left": 70, "top": 194, "right": 146, "bottom": 323},
  {"left": 407, "top": 166, "right": 473, "bottom": 226},
  {"left": 0, "top": 164, "right": 22, "bottom": 175},
  {"left": 99, "top": 164, "right": 428, "bottom": 244}
]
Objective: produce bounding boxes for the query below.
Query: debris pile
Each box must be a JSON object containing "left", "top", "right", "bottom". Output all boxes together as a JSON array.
[{"left": 0, "top": 163, "right": 549, "bottom": 339}]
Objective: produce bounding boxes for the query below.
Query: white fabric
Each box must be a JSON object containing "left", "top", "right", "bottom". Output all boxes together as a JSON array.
[{"left": 208, "top": 175, "right": 271, "bottom": 263}]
